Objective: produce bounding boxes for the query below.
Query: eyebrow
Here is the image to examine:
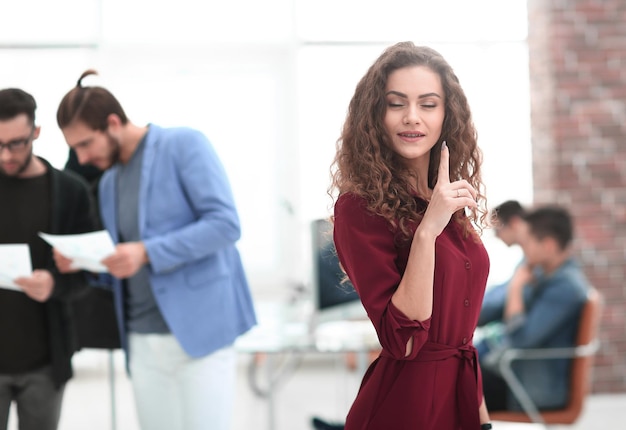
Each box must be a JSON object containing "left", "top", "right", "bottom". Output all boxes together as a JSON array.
[
  {"left": 0, "top": 134, "right": 32, "bottom": 146},
  {"left": 70, "top": 138, "right": 93, "bottom": 149},
  {"left": 385, "top": 90, "right": 442, "bottom": 99},
  {"left": 0, "top": 137, "right": 27, "bottom": 145}
]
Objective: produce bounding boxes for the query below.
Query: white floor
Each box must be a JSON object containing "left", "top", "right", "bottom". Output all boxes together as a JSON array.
[
  {"left": 7, "top": 348, "right": 626, "bottom": 430},
  {"left": 9, "top": 349, "right": 362, "bottom": 430}
]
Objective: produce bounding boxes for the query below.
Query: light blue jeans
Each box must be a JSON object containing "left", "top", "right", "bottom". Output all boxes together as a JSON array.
[{"left": 129, "top": 333, "right": 236, "bottom": 430}]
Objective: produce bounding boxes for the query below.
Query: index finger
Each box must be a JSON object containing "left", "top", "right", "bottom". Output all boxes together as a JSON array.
[{"left": 438, "top": 140, "right": 450, "bottom": 185}]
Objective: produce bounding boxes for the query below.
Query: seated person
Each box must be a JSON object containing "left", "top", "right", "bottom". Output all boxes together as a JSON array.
[
  {"left": 477, "top": 200, "right": 528, "bottom": 357},
  {"left": 476, "top": 205, "right": 591, "bottom": 412},
  {"left": 491, "top": 199, "right": 527, "bottom": 248}
]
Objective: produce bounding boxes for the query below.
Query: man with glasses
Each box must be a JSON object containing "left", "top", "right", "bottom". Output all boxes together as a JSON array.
[
  {"left": 0, "top": 88, "right": 96, "bottom": 430},
  {"left": 475, "top": 200, "right": 529, "bottom": 358},
  {"left": 491, "top": 200, "right": 528, "bottom": 248}
]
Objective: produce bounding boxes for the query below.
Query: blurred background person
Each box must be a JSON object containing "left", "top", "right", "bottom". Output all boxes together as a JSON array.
[
  {"left": 491, "top": 200, "right": 527, "bottom": 248},
  {"left": 53, "top": 70, "right": 257, "bottom": 430},
  {"left": 64, "top": 149, "right": 121, "bottom": 354},
  {"left": 0, "top": 88, "right": 95, "bottom": 430},
  {"left": 476, "top": 200, "right": 529, "bottom": 357},
  {"left": 477, "top": 205, "right": 591, "bottom": 412}
]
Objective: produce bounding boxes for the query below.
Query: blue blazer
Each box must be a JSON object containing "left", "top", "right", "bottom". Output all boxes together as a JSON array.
[{"left": 98, "top": 124, "right": 256, "bottom": 357}]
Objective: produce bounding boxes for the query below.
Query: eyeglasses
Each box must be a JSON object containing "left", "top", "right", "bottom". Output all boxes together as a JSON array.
[{"left": 0, "top": 127, "right": 35, "bottom": 153}]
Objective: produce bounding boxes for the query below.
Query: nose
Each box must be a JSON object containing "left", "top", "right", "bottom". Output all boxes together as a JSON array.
[
  {"left": 404, "top": 105, "right": 422, "bottom": 125},
  {"left": 75, "top": 149, "right": 90, "bottom": 165},
  {"left": 0, "top": 146, "right": 13, "bottom": 161}
]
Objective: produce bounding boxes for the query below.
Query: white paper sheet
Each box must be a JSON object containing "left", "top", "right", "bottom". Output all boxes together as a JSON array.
[
  {"left": 38, "top": 230, "right": 115, "bottom": 273},
  {"left": 0, "top": 244, "right": 32, "bottom": 291}
]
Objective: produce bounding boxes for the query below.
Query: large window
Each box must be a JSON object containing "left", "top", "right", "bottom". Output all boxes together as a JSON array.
[{"left": 1, "top": 0, "right": 531, "bottom": 294}]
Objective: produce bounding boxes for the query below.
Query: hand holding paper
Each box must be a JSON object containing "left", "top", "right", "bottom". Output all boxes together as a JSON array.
[
  {"left": 101, "top": 242, "right": 149, "bottom": 279},
  {"left": 39, "top": 230, "right": 115, "bottom": 273},
  {"left": 14, "top": 269, "right": 54, "bottom": 302},
  {"left": 0, "top": 244, "right": 32, "bottom": 291}
]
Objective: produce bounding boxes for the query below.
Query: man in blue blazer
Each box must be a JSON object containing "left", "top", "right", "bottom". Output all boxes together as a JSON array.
[{"left": 54, "top": 70, "right": 256, "bottom": 430}]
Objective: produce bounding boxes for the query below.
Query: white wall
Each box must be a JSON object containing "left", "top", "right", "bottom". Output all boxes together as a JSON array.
[{"left": 1, "top": 0, "right": 532, "bottom": 297}]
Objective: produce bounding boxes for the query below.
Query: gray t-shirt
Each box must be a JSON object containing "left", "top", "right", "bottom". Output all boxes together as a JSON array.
[{"left": 116, "top": 134, "right": 169, "bottom": 333}]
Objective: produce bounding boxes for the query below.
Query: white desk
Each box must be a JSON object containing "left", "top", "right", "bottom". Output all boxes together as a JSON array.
[{"left": 235, "top": 302, "right": 380, "bottom": 430}]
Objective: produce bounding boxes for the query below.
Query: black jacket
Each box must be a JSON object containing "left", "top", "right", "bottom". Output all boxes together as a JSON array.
[
  {"left": 64, "top": 150, "right": 121, "bottom": 351},
  {"left": 40, "top": 157, "right": 97, "bottom": 388}
]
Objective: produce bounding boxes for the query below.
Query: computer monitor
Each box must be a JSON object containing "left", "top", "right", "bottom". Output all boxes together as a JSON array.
[{"left": 310, "top": 219, "right": 367, "bottom": 328}]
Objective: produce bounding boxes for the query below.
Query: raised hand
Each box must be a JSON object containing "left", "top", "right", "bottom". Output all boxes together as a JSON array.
[{"left": 419, "top": 141, "right": 478, "bottom": 237}]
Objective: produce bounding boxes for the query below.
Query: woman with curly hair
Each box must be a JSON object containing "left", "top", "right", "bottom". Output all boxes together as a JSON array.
[{"left": 330, "top": 42, "right": 493, "bottom": 429}]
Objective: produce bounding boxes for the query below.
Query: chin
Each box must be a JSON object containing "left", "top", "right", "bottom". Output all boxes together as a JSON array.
[{"left": 93, "top": 160, "right": 111, "bottom": 170}]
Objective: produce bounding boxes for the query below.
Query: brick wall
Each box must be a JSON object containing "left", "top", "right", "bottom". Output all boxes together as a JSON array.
[{"left": 528, "top": 0, "right": 626, "bottom": 392}]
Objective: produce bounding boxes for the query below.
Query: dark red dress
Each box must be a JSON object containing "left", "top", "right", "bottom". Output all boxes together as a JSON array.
[{"left": 333, "top": 193, "right": 490, "bottom": 430}]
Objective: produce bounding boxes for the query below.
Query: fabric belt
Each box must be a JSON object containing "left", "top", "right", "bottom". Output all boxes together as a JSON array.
[{"left": 381, "top": 341, "right": 480, "bottom": 430}]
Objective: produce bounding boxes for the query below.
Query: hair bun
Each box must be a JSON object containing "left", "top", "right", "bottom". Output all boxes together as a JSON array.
[{"left": 77, "top": 69, "right": 99, "bottom": 88}]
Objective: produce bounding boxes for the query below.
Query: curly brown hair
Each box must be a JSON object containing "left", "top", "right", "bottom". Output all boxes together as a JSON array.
[{"left": 329, "top": 42, "right": 487, "bottom": 238}]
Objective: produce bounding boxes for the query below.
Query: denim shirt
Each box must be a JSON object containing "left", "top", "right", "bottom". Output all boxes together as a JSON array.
[{"left": 478, "top": 258, "right": 590, "bottom": 410}]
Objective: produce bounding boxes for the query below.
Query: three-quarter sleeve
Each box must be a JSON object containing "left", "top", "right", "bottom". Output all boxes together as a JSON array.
[{"left": 333, "top": 194, "right": 430, "bottom": 359}]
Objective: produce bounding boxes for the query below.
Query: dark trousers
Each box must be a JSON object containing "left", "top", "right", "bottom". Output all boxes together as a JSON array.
[
  {"left": 0, "top": 366, "right": 65, "bottom": 430},
  {"left": 480, "top": 363, "right": 509, "bottom": 412}
]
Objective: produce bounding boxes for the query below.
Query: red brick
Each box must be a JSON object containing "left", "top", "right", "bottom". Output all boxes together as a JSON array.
[{"left": 528, "top": 0, "right": 626, "bottom": 393}]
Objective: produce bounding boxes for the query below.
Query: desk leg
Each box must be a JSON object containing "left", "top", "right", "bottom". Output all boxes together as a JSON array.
[
  {"left": 108, "top": 349, "right": 117, "bottom": 430},
  {"left": 247, "top": 352, "right": 301, "bottom": 430},
  {"left": 266, "top": 354, "right": 276, "bottom": 430}
]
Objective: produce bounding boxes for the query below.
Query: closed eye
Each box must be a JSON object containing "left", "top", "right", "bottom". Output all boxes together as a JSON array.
[{"left": 74, "top": 140, "right": 92, "bottom": 150}]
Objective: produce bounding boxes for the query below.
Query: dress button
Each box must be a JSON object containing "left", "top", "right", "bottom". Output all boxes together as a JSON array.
[
  {"left": 464, "top": 299, "right": 470, "bottom": 307},
  {"left": 462, "top": 337, "right": 467, "bottom": 344},
  {"left": 465, "top": 261, "right": 471, "bottom": 269}
]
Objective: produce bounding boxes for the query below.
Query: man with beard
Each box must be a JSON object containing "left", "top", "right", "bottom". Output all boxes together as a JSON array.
[
  {"left": 54, "top": 70, "right": 256, "bottom": 430},
  {"left": 478, "top": 205, "right": 591, "bottom": 412},
  {"left": 0, "top": 88, "right": 95, "bottom": 430}
]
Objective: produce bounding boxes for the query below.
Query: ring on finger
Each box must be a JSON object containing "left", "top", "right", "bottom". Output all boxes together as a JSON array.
[{"left": 456, "top": 189, "right": 461, "bottom": 198}]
